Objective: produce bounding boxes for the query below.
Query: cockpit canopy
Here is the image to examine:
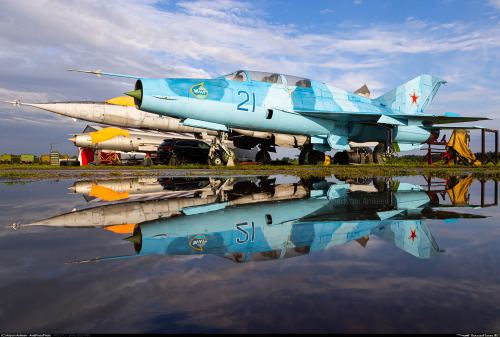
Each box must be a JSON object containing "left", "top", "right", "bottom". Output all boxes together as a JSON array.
[{"left": 223, "top": 70, "right": 311, "bottom": 88}]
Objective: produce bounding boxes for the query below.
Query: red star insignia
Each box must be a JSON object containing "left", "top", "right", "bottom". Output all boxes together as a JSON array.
[
  {"left": 408, "top": 227, "right": 419, "bottom": 244},
  {"left": 409, "top": 89, "right": 419, "bottom": 106}
]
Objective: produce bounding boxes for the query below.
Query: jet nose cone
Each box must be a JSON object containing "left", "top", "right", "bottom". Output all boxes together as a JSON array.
[
  {"left": 125, "top": 89, "right": 142, "bottom": 101},
  {"left": 68, "top": 137, "right": 76, "bottom": 142}
]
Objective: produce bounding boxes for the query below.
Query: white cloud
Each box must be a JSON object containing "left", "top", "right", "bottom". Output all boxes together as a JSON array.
[
  {"left": 2, "top": 0, "right": 499, "bottom": 83},
  {"left": 1, "top": 0, "right": 499, "bottom": 154},
  {"left": 490, "top": 0, "right": 500, "bottom": 11},
  {"left": 319, "top": 9, "right": 334, "bottom": 15}
]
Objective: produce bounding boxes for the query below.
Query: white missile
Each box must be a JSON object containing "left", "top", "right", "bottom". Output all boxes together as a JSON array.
[
  {"left": 68, "top": 129, "right": 190, "bottom": 153},
  {"left": 11, "top": 98, "right": 215, "bottom": 135},
  {"left": 5, "top": 97, "right": 309, "bottom": 161},
  {"left": 68, "top": 177, "right": 166, "bottom": 197}
]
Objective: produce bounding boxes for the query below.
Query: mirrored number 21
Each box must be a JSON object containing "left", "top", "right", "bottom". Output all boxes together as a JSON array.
[{"left": 237, "top": 91, "right": 255, "bottom": 112}]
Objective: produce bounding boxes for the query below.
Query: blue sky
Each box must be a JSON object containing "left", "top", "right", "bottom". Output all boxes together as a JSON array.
[{"left": 1, "top": 0, "right": 499, "bottom": 156}]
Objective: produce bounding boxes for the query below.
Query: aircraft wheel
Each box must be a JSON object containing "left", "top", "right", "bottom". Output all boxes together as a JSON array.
[
  {"left": 333, "top": 151, "right": 349, "bottom": 165},
  {"left": 358, "top": 147, "right": 373, "bottom": 164},
  {"left": 222, "top": 149, "right": 236, "bottom": 164},
  {"left": 347, "top": 151, "right": 360, "bottom": 164},
  {"left": 373, "top": 177, "right": 387, "bottom": 192},
  {"left": 255, "top": 150, "right": 271, "bottom": 164},
  {"left": 300, "top": 147, "right": 325, "bottom": 165},
  {"left": 210, "top": 155, "right": 223, "bottom": 166},
  {"left": 298, "top": 148, "right": 308, "bottom": 165},
  {"left": 314, "top": 151, "right": 326, "bottom": 165},
  {"left": 373, "top": 143, "right": 392, "bottom": 164}
]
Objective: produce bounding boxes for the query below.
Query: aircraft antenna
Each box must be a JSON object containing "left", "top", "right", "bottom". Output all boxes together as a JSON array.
[{"left": 66, "top": 69, "right": 102, "bottom": 77}]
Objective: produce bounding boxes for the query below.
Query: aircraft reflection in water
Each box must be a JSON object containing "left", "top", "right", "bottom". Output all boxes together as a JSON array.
[{"left": 9, "top": 176, "right": 487, "bottom": 263}]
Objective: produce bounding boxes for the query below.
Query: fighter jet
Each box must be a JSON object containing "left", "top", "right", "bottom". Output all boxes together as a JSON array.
[
  {"left": 11, "top": 175, "right": 472, "bottom": 264},
  {"left": 8, "top": 174, "right": 487, "bottom": 262},
  {"left": 63, "top": 68, "right": 488, "bottom": 165},
  {"left": 59, "top": 176, "right": 489, "bottom": 264}
]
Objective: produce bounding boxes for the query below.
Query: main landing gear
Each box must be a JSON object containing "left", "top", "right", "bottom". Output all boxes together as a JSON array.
[
  {"left": 333, "top": 147, "right": 373, "bottom": 165},
  {"left": 209, "top": 131, "right": 235, "bottom": 166},
  {"left": 331, "top": 143, "right": 393, "bottom": 165},
  {"left": 299, "top": 146, "right": 326, "bottom": 165},
  {"left": 372, "top": 143, "right": 393, "bottom": 164}
]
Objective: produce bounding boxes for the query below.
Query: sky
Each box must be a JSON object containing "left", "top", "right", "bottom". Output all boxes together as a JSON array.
[{"left": 1, "top": 0, "right": 500, "bottom": 157}]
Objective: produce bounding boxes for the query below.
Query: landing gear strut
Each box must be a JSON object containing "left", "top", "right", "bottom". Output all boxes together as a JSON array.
[
  {"left": 209, "top": 131, "right": 235, "bottom": 166},
  {"left": 373, "top": 126, "right": 395, "bottom": 164}
]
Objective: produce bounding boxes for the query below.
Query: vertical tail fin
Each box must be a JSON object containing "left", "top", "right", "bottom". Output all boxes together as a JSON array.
[
  {"left": 374, "top": 75, "right": 446, "bottom": 114},
  {"left": 373, "top": 220, "right": 443, "bottom": 259}
]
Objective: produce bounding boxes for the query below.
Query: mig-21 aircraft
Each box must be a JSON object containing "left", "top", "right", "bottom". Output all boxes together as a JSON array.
[
  {"left": 62, "top": 68, "right": 489, "bottom": 165},
  {"left": 35, "top": 176, "right": 483, "bottom": 264}
]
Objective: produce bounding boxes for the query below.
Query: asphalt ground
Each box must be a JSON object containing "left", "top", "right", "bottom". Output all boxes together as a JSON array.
[{"left": 2, "top": 165, "right": 500, "bottom": 182}]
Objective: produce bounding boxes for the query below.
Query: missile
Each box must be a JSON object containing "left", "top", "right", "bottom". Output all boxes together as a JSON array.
[
  {"left": 68, "top": 177, "right": 166, "bottom": 198},
  {"left": 68, "top": 127, "right": 191, "bottom": 153},
  {"left": 5, "top": 97, "right": 216, "bottom": 135},
  {"left": 9, "top": 194, "right": 219, "bottom": 230},
  {"left": 5, "top": 97, "right": 309, "bottom": 153}
]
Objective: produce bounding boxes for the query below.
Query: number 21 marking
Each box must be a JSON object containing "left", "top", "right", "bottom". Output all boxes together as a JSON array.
[{"left": 237, "top": 91, "right": 255, "bottom": 112}]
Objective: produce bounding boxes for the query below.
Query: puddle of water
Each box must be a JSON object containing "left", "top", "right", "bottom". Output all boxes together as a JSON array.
[{"left": 0, "top": 174, "right": 499, "bottom": 333}]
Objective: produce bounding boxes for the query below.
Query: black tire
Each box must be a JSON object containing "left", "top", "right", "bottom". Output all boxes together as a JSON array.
[
  {"left": 299, "top": 147, "right": 324, "bottom": 165},
  {"left": 313, "top": 150, "right": 326, "bottom": 165},
  {"left": 255, "top": 150, "right": 271, "bottom": 164},
  {"left": 60, "top": 160, "right": 79, "bottom": 166},
  {"left": 298, "top": 148, "right": 308, "bottom": 165},
  {"left": 333, "top": 151, "right": 349, "bottom": 165},
  {"left": 347, "top": 151, "right": 360, "bottom": 164},
  {"left": 373, "top": 143, "right": 392, "bottom": 164},
  {"left": 373, "top": 177, "right": 387, "bottom": 192},
  {"left": 68, "top": 160, "right": 80, "bottom": 166},
  {"left": 210, "top": 155, "right": 223, "bottom": 166},
  {"left": 222, "top": 149, "right": 236, "bottom": 164}
]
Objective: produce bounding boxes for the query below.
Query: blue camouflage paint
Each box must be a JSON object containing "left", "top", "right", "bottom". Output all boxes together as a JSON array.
[
  {"left": 133, "top": 70, "right": 463, "bottom": 151},
  {"left": 134, "top": 181, "right": 444, "bottom": 262}
]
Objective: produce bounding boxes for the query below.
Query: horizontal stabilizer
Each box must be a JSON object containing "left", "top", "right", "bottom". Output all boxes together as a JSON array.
[{"left": 294, "top": 109, "right": 489, "bottom": 126}]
